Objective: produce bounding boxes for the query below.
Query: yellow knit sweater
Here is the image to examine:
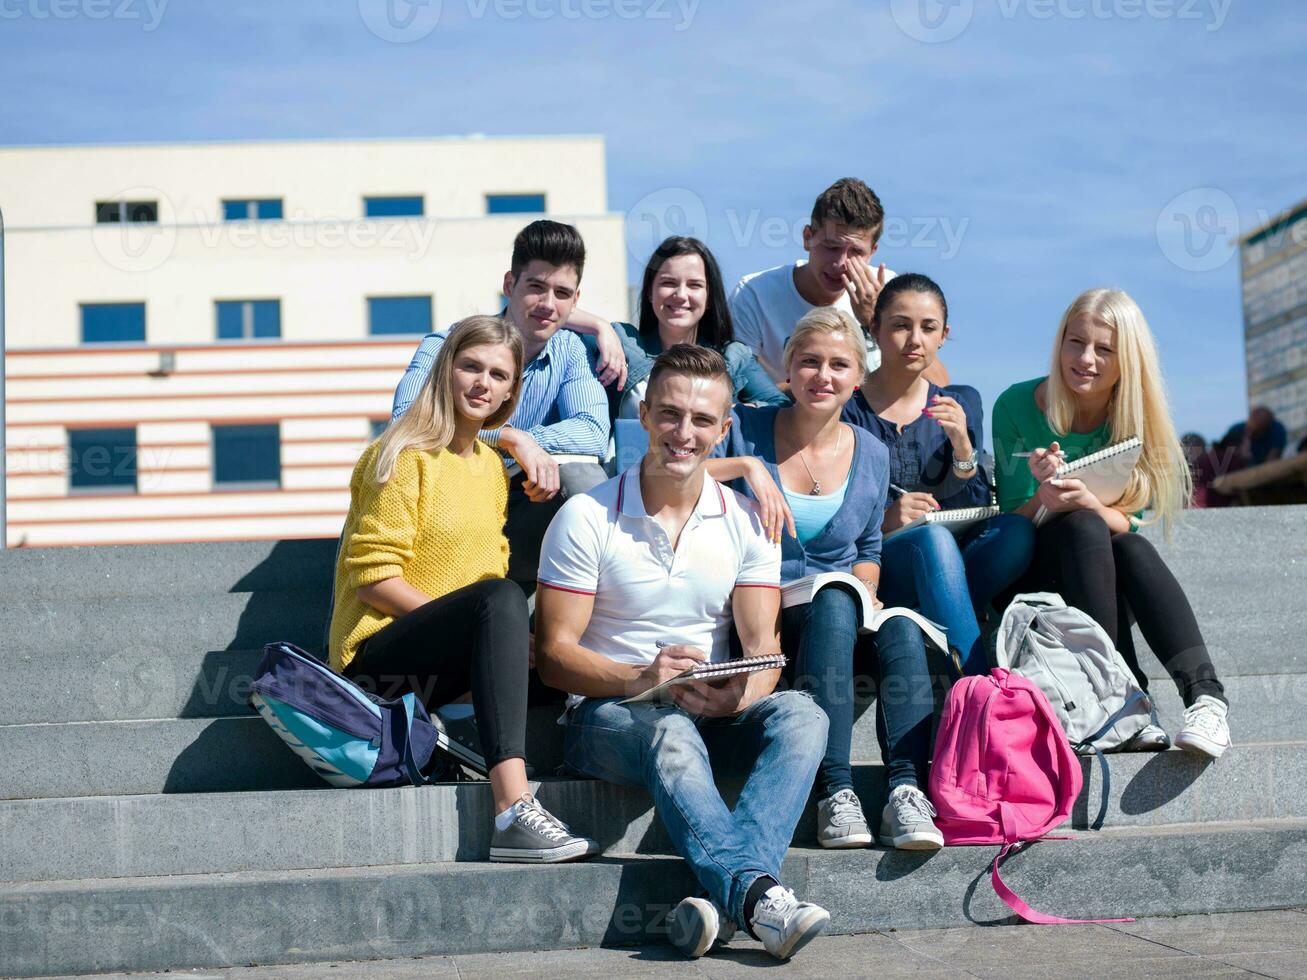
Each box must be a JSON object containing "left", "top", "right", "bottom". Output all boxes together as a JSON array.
[{"left": 328, "top": 440, "right": 510, "bottom": 672}]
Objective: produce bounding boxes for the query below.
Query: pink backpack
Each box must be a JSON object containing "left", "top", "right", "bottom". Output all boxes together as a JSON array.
[{"left": 928, "top": 668, "right": 1132, "bottom": 924}]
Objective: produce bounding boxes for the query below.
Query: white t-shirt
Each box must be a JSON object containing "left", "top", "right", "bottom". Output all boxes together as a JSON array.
[
  {"left": 538, "top": 463, "right": 781, "bottom": 704},
  {"left": 730, "top": 261, "right": 891, "bottom": 382}
]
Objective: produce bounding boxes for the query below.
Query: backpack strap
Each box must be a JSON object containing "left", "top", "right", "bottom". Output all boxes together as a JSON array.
[
  {"left": 991, "top": 842, "right": 1135, "bottom": 924},
  {"left": 1073, "top": 689, "right": 1151, "bottom": 831},
  {"left": 398, "top": 694, "right": 434, "bottom": 788}
]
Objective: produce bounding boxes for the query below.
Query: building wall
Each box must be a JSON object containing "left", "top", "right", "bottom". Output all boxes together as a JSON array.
[{"left": 0, "top": 137, "right": 627, "bottom": 547}]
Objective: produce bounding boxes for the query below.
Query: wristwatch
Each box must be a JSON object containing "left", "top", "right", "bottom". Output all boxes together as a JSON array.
[{"left": 952, "top": 447, "right": 979, "bottom": 473}]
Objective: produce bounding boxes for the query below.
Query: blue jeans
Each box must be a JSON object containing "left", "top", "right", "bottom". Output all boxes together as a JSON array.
[
  {"left": 564, "top": 691, "right": 827, "bottom": 929},
  {"left": 781, "top": 587, "right": 934, "bottom": 796},
  {"left": 878, "top": 514, "right": 1035, "bottom": 676}
]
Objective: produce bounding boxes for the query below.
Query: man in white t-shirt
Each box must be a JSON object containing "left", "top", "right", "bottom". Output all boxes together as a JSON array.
[
  {"left": 731, "top": 177, "right": 949, "bottom": 386},
  {"left": 536, "top": 345, "right": 831, "bottom": 962}
]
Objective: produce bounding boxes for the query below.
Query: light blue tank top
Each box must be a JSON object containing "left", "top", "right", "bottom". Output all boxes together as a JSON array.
[{"left": 783, "top": 475, "right": 850, "bottom": 546}]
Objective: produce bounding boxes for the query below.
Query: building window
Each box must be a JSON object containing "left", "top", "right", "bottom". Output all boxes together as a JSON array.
[
  {"left": 95, "top": 201, "right": 158, "bottom": 223},
  {"left": 365, "top": 196, "right": 424, "bottom": 218},
  {"left": 223, "top": 199, "right": 284, "bottom": 221},
  {"left": 216, "top": 300, "right": 282, "bottom": 340},
  {"left": 81, "top": 303, "right": 146, "bottom": 344},
  {"left": 486, "top": 194, "right": 546, "bottom": 215},
  {"left": 68, "top": 428, "right": 138, "bottom": 493},
  {"left": 368, "top": 296, "right": 433, "bottom": 335},
  {"left": 370, "top": 419, "right": 389, "bottom": 440},
  {"left": 213, "top": 424, "right": 281, "bottom": 488}
]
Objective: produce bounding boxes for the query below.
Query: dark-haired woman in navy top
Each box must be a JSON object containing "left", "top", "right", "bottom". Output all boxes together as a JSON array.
[{"left": 842, "top": 274, "right": 1035, "bottom": 677}]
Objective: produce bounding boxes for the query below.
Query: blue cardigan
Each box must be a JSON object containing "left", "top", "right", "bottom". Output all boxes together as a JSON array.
[{"left": 717, "top": 405, "right": 890, "bottom": 582}]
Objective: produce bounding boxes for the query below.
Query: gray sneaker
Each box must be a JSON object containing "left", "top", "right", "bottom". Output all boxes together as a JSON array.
[
  {"left": 488, "top": 794, "right": 599, "bottom": 863},
  {"left": 817, "top": 789, "right": 872, "bottom": 848},
  {"left": 1116, "top": 722, "right": 1171, "bottom": 752},
  {"left": 667, "top": 896, "right": 736, "bottom": 959},
  {"left": 879, "top": 784, "right": 944, "bottom": 850}
]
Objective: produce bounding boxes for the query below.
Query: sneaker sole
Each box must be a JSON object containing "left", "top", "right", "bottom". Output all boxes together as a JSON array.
[
  {"left": 488, "top": 839, "right": 597, "bottom": 863},
  {"left": 1175, "top": 732, "right": 1230, "bottom": 759},
  {"left": 433, "top": 733, "right": 488, "bottom": 776},
  {"left": 819, "top": 831, "right": 873, "bottom": 848},
  {"left": 879, "top": 831, "right": 944, "bottom": 850},
  {"left": 667, "top": 901, "right": 715, "bottom": 959},
  {"left": 771, "top": 908, "right": 830, "bottom": 960}
]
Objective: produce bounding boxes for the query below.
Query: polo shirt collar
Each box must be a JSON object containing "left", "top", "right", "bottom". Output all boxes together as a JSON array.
[{"left": 617, "top": 461, "right": 727, "bottom": 520}]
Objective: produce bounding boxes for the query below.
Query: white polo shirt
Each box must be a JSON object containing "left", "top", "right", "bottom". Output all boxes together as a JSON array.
[
  {"left": 538, "top": 463, "right": 780, "bottom": 698},
  {"left": 730, "top": 260, "right": 891, "bottom": 383}
]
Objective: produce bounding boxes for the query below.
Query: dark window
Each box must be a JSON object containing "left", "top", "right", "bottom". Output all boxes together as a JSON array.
[
  {"left": 365, "top": 196, "right": 424, "bottom": 218},
  {"left": 81, "top": 303, "right": 146, "bottom": 344},
  {"left": 368, "top": 296, "right": 433, "bottom": 335},
  {"left": 486, "top": 193, "right": 546, "bottom": 215},
  {"left": 95, "top": 201, "right": 158, "bottom": 223},
  {"left": 223, "top": 199, "right": 283, "bottom": 221},
  {"left": 68, "top": 428, "right": 138, "bottom": 492},
  {"left": 370, "top": 419, "right": 389, "bottom": 440},
  {"left": 216, "top": 300, "right": 281, "bottom": 340},
  {"left": 213, "top": 424, "right": 281, "bottom": 487}
]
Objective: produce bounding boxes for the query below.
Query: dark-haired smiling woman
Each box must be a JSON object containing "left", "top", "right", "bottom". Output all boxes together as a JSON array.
[
  {"left": 569, "top": 236, "right": 788, "bottom": 419},
  {"left": 842, "top": 274, "right": 1035, "bottom": 677}
]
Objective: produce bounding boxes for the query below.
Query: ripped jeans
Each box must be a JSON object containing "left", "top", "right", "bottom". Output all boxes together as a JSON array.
[{"left": 563, "top": 690, "right": 827, "bottom": 929}]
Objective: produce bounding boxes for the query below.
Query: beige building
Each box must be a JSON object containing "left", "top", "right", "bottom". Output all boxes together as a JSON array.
[{"left": 0, "top": 136, "right": 628, "bottom": 547}]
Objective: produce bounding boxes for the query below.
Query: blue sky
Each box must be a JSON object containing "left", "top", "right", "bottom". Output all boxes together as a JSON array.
[{"left": 2, "top": 0, "right": 1304, "bottom": 438}]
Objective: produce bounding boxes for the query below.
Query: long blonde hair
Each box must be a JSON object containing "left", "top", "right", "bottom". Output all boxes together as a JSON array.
[
  {"left": 1045, "top": 289, "right": 1190, "bottom": 532},
  {"left": 783, "top": 307, "right": 868, "bottom": 378},
  {"left": 372, "top": 315, "right": 524, "bottom": 484}
]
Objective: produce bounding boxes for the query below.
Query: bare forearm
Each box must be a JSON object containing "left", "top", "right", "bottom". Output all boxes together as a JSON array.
[
  {"left": 705, "top": 457, "right": 755, "bottom": 484},
  {"left": 537, "top": 640, "right": 644, "bottom": 698},
  {"left": 356, "top": 577, "right": 433, "bottom": 618},
  {"left": 564, "top": 308, "right": 612, "bottom": 335},
  {"left": 1095, "top": 503, "right": 1133, "bottom": 534}
]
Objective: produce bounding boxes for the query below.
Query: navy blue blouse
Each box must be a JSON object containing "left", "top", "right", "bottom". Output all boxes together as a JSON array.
[
  {"left": 840, "top": 383, "right": 990, "bottom": 510},
  {"left": 716, "top": 405, "right": 890, "bottom": 582}
]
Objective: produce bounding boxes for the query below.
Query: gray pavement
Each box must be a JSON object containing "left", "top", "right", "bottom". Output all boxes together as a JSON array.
[{"left": 45, "top": 909, "right": 1307, "bottom": 979}]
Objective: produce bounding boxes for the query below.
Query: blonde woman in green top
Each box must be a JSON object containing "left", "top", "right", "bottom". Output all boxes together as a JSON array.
[{"left": 991, "top": 288, "right": 1230, "bottom": 758}]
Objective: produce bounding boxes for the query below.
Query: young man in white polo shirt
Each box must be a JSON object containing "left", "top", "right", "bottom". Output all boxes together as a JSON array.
[
  {"left": 730, "top": 177, "right": 948, "bottom": 386},
  {"left": 536, "top": 345, "right": 831, "bottom": 962}
]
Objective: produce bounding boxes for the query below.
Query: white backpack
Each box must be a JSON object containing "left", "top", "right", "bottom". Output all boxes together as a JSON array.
[{"left": 996, "top": 593, "right": 1157, "bottom": 826}]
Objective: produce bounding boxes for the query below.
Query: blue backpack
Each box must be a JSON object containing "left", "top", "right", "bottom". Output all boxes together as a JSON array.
[{"left": 250, "top": 641, "right": 440, "bottom": 788}]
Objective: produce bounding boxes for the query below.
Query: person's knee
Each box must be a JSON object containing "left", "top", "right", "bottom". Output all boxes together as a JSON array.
[
  {"left": 761, "top": 690, "right": 829, "bottom": 749},
  {"left": 647, "top": 708, "right": 708, "bottom": 773},
  {"left": 1052, "top": 508, "right": 1111, "bottom": 547},
  {"left": 994, "top": 512, "right": 1036, "bottom": 552},
  {"left": 559, "top": 461, "right": 607, "bottom": 497},
  {"left": 1110, "top": 529, "right": 1158, "bottom": 564},
  {"left": 810, "top": 583, "right": 861, "bottom": 623},
  {"left": 474, "top": 578, "right": 529, "bottom": 629}
]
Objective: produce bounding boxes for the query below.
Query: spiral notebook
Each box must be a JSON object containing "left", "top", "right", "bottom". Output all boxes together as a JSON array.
[
  {"left": 1033, "top": 437, "right": 1142, "bottom": 527},
  {"left": 884, "top": 504, "right": 999, "bottom": 541},
  {"left": 621, "top": 654, "right": 788, "bottom": 704}
]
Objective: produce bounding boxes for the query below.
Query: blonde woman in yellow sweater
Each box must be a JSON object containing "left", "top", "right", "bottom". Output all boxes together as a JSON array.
[{"left": 329, "top": 315, "right": 597, "bottom": 863}]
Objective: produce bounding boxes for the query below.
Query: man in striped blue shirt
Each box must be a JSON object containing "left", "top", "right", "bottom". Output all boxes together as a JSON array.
[{"left": 390, "top": 220, "right": 615, "bottom": 590}]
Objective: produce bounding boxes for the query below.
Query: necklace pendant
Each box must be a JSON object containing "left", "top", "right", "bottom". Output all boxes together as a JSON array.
[{"left": 810, "top": 483, "right": 822, "bottom": 496}]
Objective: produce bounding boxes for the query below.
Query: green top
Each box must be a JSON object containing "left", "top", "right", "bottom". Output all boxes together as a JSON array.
[{"left": 991, "top": 376, "right": 1112, "bottom": 513}]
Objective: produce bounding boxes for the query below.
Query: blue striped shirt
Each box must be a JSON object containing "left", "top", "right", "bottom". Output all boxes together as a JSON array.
[{"left": 390, "top": 325, "right": 610, "bottom": 456}]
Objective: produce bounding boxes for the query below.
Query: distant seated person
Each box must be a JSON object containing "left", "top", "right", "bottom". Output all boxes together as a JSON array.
[
  {"left": 1182, "top": 432, "right": 1236, "bottom": 509},
  {"left": 1220, "top": 405, "right": 1287, "bottom": 466},
  {"left": 568, "top": 235, "right": 788, "bottom": 419},
  {"left": 535, "top": 345, "right": 833, "bottom": 962},
  {"left": 390, "top": 219, "right": 613, "bottom": 591},
  {"left": 729, "top": 176, "right": 948, "bottom": 387}
]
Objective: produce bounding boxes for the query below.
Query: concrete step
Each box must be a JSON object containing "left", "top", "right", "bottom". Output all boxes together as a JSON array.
[
  {"left": 3, "top": 818, "right": 1306, "bottom": 978},
  {"left": 0, "top": 671, "right": 1292, "bottom": 800},
  {"left": 2, "top": 741, "right": 1301, "bottom": 884}
]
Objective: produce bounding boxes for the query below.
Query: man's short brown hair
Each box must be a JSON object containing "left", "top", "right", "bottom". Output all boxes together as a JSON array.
[
  {"left": 646, "top": 343, "right": 733, "bottom": 408},
  {"left": 810, "top": 177, "right": 885, "bottom": 244}
]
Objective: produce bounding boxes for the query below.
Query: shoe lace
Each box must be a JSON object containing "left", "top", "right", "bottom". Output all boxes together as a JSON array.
[
  {"left": 516, "top": 795, "right": 573, "bottom": 842},
  {"left": 891, "top": 786, "right": 937, "bottom": 823},
  {"left": 1182, "top": 699, "right": 1225, "bottom": 738},
  {"left": 827, "top": 789, "right": 865, "bottom": 824},
  {"left": 756, "top": 886, "right": 799, "bottom": 920}
]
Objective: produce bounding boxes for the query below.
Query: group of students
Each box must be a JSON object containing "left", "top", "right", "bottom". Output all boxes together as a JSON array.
[{"left": 326, "top": 178, "right": 1233, "bottom": 961}]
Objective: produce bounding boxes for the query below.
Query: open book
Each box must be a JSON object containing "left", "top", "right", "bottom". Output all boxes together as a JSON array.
[
  {"left": 621, "top": 654, "right": 787, "bottom": 704},
  {"left": 780, "top": 573, "right": 949, "bottom": 655},
  {"left": 1033, "top": 437, "right": 1142, "bottom": 527},
  {"left": 884, "top": 504, "right": 999, "bottom": 542}
]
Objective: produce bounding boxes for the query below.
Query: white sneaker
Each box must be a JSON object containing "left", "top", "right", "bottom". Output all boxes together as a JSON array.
[
  {"left": 1174, "top": 695, "right": 1231, "bottom": 759},
  {"left": 879, "top": 784, "right": 944, "bottom": 850},
  {"left": 1118, "top": 723, "right": 1171, "bottom": 752},
  {"left": 749, "top": 885, "right": 829, "bottom": 961},
  {"left": 667, "top": 896, "right": 736, "bottom": 959},
  {"left": 817, "top": 789, "right": 873, "bottom": 848}
]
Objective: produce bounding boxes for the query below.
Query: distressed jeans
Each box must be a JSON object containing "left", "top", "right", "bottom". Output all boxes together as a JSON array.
[{"left": 563, "top": 690, "right": 828, "bottom": 929}]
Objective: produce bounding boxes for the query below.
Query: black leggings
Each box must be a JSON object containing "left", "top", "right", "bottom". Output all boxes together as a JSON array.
[
  {"left": 1027, "top": 510, "right": 1225, "bottom": 707},
  {"left": 343, "top": 578, "right": 529, "bottom": 767}
]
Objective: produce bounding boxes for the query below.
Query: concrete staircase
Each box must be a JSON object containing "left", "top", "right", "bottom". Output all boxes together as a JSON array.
[{"left": 1, "top": 506, "right": 1304, "bottom": 977}]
